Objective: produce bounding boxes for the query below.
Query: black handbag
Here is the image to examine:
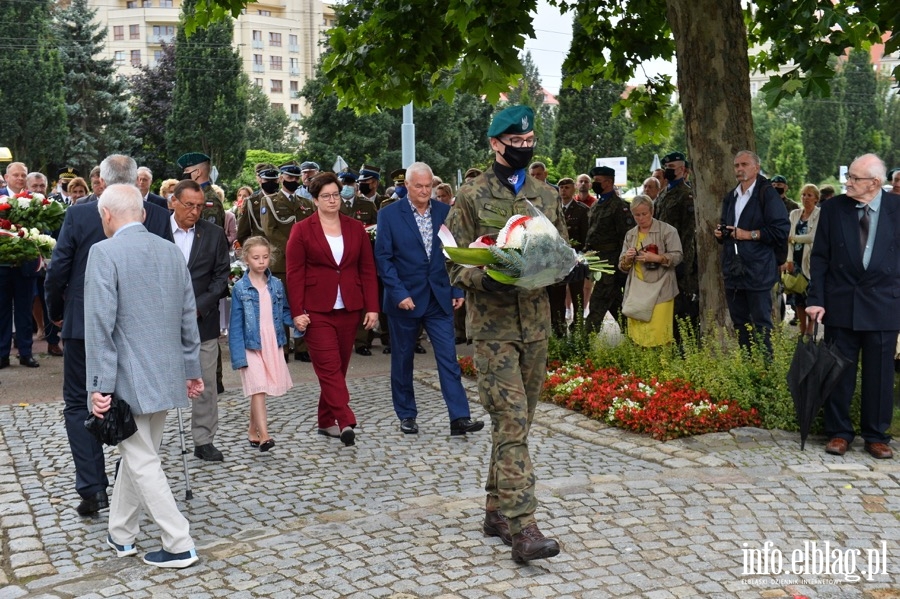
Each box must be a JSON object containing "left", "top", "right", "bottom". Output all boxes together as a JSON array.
[{"left": 84, "top": 394, "right": 138, "bottom": 446}]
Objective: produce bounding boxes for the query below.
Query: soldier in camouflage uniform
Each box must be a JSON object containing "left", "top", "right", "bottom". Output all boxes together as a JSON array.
[
  {"left": 654, "top": 151, "right": 699, "bottom": 339},
  {"left": 446, "top": 105, "right": 564, "bottom": 564},
  {"left": 177, "top": 152, "right": 225, "bottom": 229},
  {"left": 584, "top": 165, "right": 635, "bottom": 332}
]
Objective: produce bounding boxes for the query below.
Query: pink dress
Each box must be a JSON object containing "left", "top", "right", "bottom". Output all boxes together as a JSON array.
[{"left": 239, "top": 282, "right": 293, "bottom": 398}]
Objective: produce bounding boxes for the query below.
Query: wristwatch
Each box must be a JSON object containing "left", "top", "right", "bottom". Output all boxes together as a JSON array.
[{"left": 750, "top": 230, "right": 759, "bottom": 241}]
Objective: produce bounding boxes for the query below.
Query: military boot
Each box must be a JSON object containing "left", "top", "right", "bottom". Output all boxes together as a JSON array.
[{"left": 511, "top": 522, "right": 560, "bottom": 563}]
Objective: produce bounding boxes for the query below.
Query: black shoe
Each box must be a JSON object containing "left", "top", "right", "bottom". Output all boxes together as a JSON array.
[
  {"left": 400, "top": 418, "right": 419, "bottom": 434},
  {"left": 76, "top": 491, "right": 109, "bottom": 517},
  {"left": 340, "top": 426, "right": 356, "bottom": 446},
  {"left": 296, "top": 351, "right": 311, "bottom": 362},
  {"left": 450, "top": 417, "right": 485, "bottom": 436},
  {"left": 283, "top": 352, "right": 291, "bottom": 363},
  {"left": 355, "top": 347, "right": 372, "bottom": 356},
  {"left": 414, "top": 344, "right": 427, "bottom": 354},
  {"left": 193, "top": 443, "right": 224, "bottom": 462},
  {"left": 259, "top": 439, "right": 275, "bottom": 452},
  {"left": 18, "top": 356, "right": 39, "bottom": 368},
  {"left": 0, "top": 356, "right": 9, "bottom": 369},
  {"left": 382, "top": 346, "right": 391, "bottom": 354}
]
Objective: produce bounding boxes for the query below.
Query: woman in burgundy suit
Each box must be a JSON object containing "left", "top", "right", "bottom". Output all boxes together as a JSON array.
[{"left": 286, "top": 172, "right": 379, "bottom": 446}]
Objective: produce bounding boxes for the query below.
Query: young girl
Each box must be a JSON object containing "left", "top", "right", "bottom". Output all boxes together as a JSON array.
[{"left": 229, "top": 236, "right": 309, "bottom": 452}]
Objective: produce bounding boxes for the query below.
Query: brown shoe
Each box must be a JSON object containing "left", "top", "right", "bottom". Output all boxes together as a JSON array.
[
  {"left": 864, "top": 442, "right": 893, "bottom": 459},
  {"left": 511, "top": 523, "right": 560, "bottom": 564},
  {"left": 483, "top": 510, "right": 512, "bottom": 546},
  {"left": 47, "top": 344, "right": 63, "bottom": 357},
  {"left": 825, "top": 437, "right": 849, "bottom": 456}
]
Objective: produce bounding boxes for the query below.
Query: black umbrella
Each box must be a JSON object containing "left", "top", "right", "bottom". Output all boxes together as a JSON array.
[{"left": 787, "top": 323, "right": 852, "bottom": 449}]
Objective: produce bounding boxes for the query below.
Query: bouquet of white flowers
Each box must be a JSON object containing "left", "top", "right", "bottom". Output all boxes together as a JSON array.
[{"left": 443, "top": 201, "right": 612, "bottom": 290}]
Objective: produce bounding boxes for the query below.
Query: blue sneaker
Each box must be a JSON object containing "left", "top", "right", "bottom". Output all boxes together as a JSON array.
[
  {"left": 142, "top": 548, "right": 199, "bottom": 569},
  {"left": 107, "top": 534, "right": 137, "bottom": 557}
]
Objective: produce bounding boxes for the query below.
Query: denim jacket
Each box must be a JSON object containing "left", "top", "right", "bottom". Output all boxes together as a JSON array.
[{"left": 229, "top": 269, "right": 296, "bottom": 369}]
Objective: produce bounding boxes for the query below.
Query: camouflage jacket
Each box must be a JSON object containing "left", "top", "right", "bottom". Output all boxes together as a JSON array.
[
  {"left": 584, "top": 192, "right": 634, "bottom": 258},
  {"left": 654, "top": 179, "right": 698, "bottom": 295},
  {"left": 446, "top": 169, "right": 567, "bottom": 342},
  {"left": 199, "top": 184, "right": 225, "bottom": 228}
]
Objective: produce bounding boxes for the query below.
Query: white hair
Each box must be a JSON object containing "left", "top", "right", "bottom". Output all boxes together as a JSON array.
[
  {"left": 100, "top": 154, "right": 138, "bottom": 186},
  {"left": 137, "top": 166, "right": 153, "bottom": 179},
  {"left": 405, "top": 161, "right": 434, "bottom": 182},
  {"left": 26, "top": 172, "right": 48, "bottom": 185},
  {"left": 97, "top": 184, "right": 144, "bottom": 222}
]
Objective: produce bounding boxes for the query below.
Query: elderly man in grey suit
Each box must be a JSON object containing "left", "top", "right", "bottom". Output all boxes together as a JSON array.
[{"left": 85, "top": 184, "right": 203, "bottom": 569}]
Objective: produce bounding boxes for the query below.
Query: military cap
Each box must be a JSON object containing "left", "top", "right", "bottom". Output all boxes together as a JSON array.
[
  {"left": 279, "top": 162, "right": 303, "bottom": 176},
  {"left": 589, "top": 166, "right": 615, "bottom": 178},
  {"left": 390, "top": 168, "right": 406, "bottom": 184},
  {"left": 258, "top": 168, "right": 280, "bottom": 180},
  {"left": 358, "top": 164, "right": 381, "bottom": 181},
  {"left": 56, "top": 167, "right": 80, "bottom": 180},
  {"left": 770, "top": 175, "right": 787, "bottom": 184},
  {"left": 464, "top": 167, "right": 483, "bottom": 180},
  {"left": 176, "top": 152, "right": 210, "bottom": 169},
  {"left": 487, "top": 105, "right": 535, "bottom": 138},
  {"left": 338, "top": 170, "right": 358, "bottom": 183},
  {"left": 662, "top": 151, "right": 686, "bottom": 164},
  {"left": 300, "top": 161, "right": 320, "bottom": 171},
  {"left": 255, "top": 162, "right": 276, "bottom": 174}
]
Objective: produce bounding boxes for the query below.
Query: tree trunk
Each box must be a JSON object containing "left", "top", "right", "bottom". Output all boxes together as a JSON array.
[{"left": 666, "top": 0, "right": 755, "bottom": 331}]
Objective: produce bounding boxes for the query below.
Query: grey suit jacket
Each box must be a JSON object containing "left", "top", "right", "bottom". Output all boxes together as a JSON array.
[{"left": 84, "top": 224, "right": 201, "bottom": 415}]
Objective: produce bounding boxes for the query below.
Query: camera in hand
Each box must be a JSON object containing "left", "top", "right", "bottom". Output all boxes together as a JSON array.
[{"left": 717, "top": 223, "right": 732, "bottom": 239}]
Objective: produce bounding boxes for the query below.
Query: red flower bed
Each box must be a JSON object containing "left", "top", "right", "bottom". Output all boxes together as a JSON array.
[{"left": 541, "top": 363, "right": 759, "bottom": 441}]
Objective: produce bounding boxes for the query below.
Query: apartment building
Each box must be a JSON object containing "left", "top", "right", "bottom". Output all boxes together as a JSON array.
[{"left": 92, "top": 0, "right": 335, "bottom": 122}]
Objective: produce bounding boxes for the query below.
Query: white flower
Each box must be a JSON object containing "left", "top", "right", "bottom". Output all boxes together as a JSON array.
[
  {"left": 17, "top": 198, "right": 31, "bottom": 209},
  {"left": 32, "top": 193, "right": 45, "bottom": 202}
]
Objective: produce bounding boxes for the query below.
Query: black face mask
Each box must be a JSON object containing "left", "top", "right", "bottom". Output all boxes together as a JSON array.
[
  {"left": 664, "top": 168, "right": 677, "bottom": 181},
  {"left": 774, "top": 186, "right": 786, "bottom": 196},
  {"left": 261, "top": 181, "right": 279, "bottom": 194},
  {"left": 61, "top": 181, "right": 69, "bottom": 192},
  {"left": 591, "top": 181, "right": 604, "bottom": 196},
  {"left": 358, "top": 182, "right": 372, "bottom": 195},
  {"left": 282, "top": 180, "right": 301, "bottom": 193},
  {"left": 499, "top": 142, "right": 534, "bottom": 171},
  {"left": 179, "top": 172, "right": 193, "bottom": 181}
]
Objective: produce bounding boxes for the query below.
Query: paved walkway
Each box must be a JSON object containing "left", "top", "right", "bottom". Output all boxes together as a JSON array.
[{"left": 1, "top": 367, "right": 899, "bottom": 598}]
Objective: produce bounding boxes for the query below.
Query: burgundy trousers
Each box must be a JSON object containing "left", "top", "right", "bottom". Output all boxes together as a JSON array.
[{"left": 305, "top": 308, "right": 360, "bottom": 429}]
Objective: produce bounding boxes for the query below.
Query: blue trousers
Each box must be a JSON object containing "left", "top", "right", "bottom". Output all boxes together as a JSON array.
[
  {"left": 388, "top": 296, "right": 470, "bottom": 422},
  {"left": 726, "top": 287, "right": 773, "bottom": 355},
  {"left": 62, "top": 339, "right": 109, "bottom": 498},
  {"left": 0, "top": 265, "right": 37, "bottom": 357}
]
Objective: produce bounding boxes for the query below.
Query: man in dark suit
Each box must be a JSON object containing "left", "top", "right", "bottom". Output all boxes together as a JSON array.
[
  {"left": 170, "top": 179, "right": 230, "bottom": 462},
  {"left": 374, "top": 162, "right": 484, "bottom": 437},
  {"left": 807, "top": 153, "right": 897, "bottom": 460},
  {"left": 45, "top": 154, "right": 174, "bottom": 516},
  {"left": 137, "top": 166, "right": 170, "bottom": 210}
]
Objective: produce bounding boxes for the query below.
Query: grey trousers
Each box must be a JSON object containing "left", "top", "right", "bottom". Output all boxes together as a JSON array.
[{"left": 191, "top": 338, "right": 220, "bottom": 445}]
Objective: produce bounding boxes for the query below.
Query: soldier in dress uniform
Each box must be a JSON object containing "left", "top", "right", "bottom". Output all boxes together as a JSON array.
[
  {"left": 236, "top": 165, "right": 279, "bottom": 246},
  {"left": 584, "top": 165, "right": 635, "bottom": 332},
  {"left": 547, "top": 177, "right": 590, "bottom": 335},
  {"left": 298, "top": 161, "right": 320, "bottom": 201},
  {"left": 357, "top": 164, "right": 384, "bottom": 206},
  {"left": 380, "top": 168, "right": 407, "bottom": 209},
  {"left": 177, "top": 152, "right": 225, "bottom": 228},
  {"left": 653, "top": 151, "right": 699, "bottom": 339},
  {"left": 49, "top": 167, "right": 80, "bottom": 206},
  {"left": 447, "top": 105, "right": 568, "bottom": 564}
]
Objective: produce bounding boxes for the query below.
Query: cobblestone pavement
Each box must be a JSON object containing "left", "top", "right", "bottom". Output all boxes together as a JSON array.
[{"left": 1, "top": 370, "right": 899, "bottom": 599}]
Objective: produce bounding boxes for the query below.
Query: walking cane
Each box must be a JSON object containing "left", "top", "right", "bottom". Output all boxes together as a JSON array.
[{"left": 175, "top": 408, "right": 193, "bottom": 500}]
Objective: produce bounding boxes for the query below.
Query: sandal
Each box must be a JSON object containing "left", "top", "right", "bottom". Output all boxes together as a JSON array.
[{"left": 259, "top": 439, "right": 275, "bottom": 452}]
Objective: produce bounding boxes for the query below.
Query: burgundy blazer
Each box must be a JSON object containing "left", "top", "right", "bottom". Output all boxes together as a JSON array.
[{"left": 286, "top": 211, "right": 379, "bottom": 316}]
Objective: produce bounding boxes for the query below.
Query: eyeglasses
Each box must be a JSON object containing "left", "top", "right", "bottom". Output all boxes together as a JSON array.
[
  {"left": 318, "top": 192, "right": 341, "bottom": 200},
  {"left": 176, "top": 197, "right": 204, "bottom": 212},
  {"left": 500, "top": 136, "right": 538, "bottom": 148},
  {"left": 846, "top": 175, "right": 875, "bottom": 183}
]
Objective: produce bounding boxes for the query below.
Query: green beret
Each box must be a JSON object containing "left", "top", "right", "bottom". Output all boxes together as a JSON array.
[
  {"left": 487, "top": 105, "right": 535, "bottom": 138},
  {"left": 176, "top": 152, "right": 211, "bottom": 169},
  {"left": 662, "top": 151, "right": 686, "bottom": 164},
  {"left": 770, "top": 175, "right": 787, "bottom": 184}
]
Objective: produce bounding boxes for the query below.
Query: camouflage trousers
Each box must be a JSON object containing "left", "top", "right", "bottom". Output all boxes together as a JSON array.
[
  {"left": 585, "top": 271, "right": 624, "bottom": 333},
  {"left": 474, "top": 338, "right": 548, "bottom": 535}
]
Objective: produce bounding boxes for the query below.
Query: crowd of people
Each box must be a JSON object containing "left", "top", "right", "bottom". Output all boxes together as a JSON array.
[{"left": 2, "top": 103, "right": 899, "bottom": 570}]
